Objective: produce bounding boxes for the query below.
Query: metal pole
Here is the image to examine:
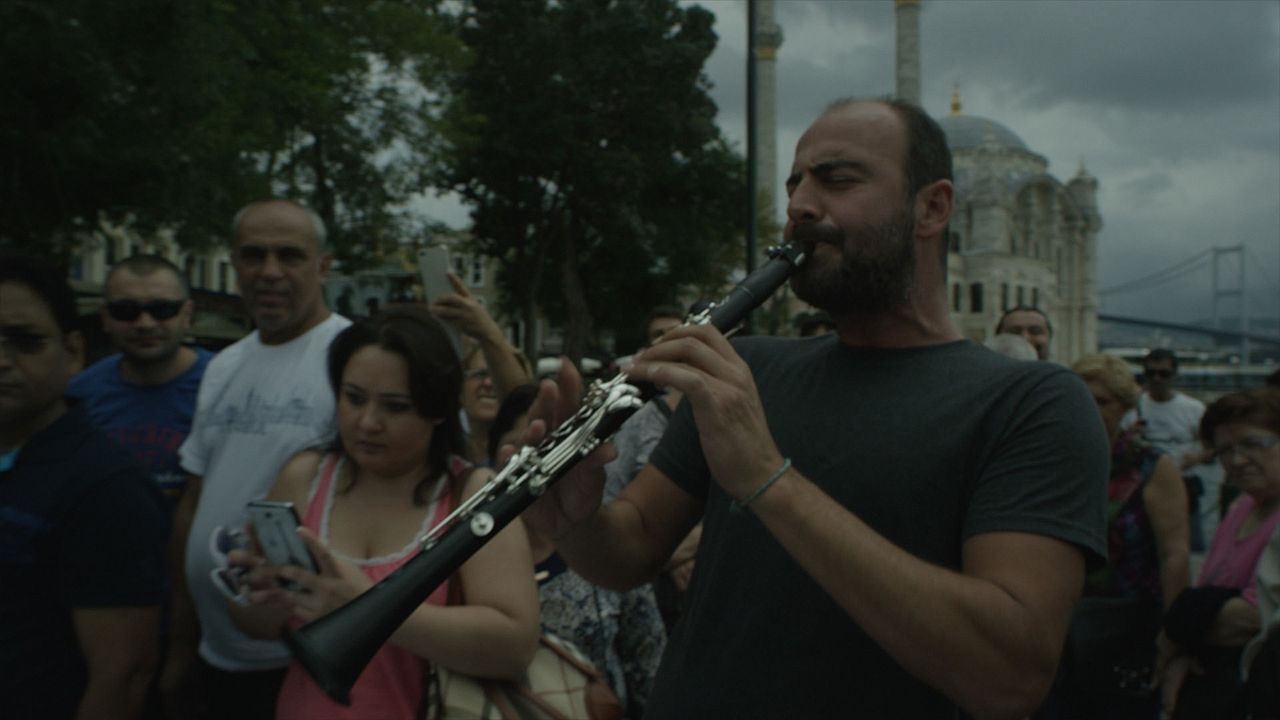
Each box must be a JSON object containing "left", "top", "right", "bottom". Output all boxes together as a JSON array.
[{"left": 745, "top": 0, "right": 758, "bottom": 335}]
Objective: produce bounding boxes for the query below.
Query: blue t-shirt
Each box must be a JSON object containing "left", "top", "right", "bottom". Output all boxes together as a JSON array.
[
  {"left": 68, "top": 347, "right": 212, "bottom": 515},
  {"left": 0, "top": 405, "right": 167, "bottom": 719}
]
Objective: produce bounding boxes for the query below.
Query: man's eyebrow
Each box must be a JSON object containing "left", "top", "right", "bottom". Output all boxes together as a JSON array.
[
  {"left": 811, "top": 159, "right": 872, "bottom": 176},
  {"left": 786, "top": 159, "right": 873, "bottom": 189}
]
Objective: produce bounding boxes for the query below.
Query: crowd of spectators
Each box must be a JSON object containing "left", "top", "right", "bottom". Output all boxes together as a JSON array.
[{"left": 4, "top": 96, "right": 1280, "bottom": 720}]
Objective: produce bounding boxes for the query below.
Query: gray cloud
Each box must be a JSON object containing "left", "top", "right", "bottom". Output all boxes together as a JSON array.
[{"left": 688, "top": 0, "right": 1280, "bottom": 325}]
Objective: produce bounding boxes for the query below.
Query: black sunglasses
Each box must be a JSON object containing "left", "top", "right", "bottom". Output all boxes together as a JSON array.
[{"left": 105, "top": 299, "right": 185, "bottom": 322}]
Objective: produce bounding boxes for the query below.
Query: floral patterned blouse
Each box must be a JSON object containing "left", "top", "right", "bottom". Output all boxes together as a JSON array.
[
  {"left": 536, "top": 553, "right": 667, "bottom": 719},
  {"left": 1085, "top": 429, "right": 1165, "bottom": 604}
]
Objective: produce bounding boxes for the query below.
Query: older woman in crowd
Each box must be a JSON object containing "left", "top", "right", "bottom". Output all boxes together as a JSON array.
[
  {"left": 1041, "top": 354, "right": 1188, "bottom": 719},
  {"left": 1164, "top": 387, "right": 1280, "bottom": 719}
]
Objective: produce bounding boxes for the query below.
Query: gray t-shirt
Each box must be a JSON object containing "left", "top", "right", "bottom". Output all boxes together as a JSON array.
[{"left": 645, "top": 335, "right": 1109, "bottom": 718}]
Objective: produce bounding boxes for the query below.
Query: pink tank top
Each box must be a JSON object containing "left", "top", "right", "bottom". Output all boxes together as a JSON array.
[{"left": 276, "top": 452, "right": 467, "bottom": 720}]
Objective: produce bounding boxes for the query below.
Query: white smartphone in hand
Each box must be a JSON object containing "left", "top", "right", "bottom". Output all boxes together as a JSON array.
[
  {"left": 417, "top": 245, "right": 453, "bottom": 305},
  {"left": 417, "top": 244, "right": 462, "bottom": 352},
  {"left": 246, "top": 500, "right": 318, "bottom": 590}
]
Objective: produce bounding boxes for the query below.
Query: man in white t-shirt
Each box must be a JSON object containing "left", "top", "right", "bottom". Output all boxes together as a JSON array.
[
  {"left": 159, "top": 199, "right": 351, "bottom": 720},
  {"left": 1123, "top": 348, "right": 1215, "bottom": 551}
]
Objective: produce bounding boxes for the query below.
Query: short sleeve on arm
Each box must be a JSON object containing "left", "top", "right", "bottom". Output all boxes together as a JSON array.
[
  {"left": 648, "top": 399, "right": 710, "bottom": 501},
  {"left": 57, "top": 470, "right": 168, "bottom": 608},
  {"left": 963, "top": 368, "right": 1110, "bottom": 567}
]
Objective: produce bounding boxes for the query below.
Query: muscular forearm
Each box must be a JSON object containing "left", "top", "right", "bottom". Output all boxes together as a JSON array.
[
  {"left": 556, "top": 499, "right": 673, "bottom": 592},
  {"left": 1204, "top": 597, "right": 1261, "bottom": 647},
  {"left": 750, "top": 469, "right": 1076, "bottom": 720}
]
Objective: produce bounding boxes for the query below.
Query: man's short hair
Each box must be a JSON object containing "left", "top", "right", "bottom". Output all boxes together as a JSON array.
[
  {"left": 995, "top": 306, "right": 1053, "bottom": 337},
  {"left": 1142, "top": 348, "right": 1178, "bottom": 372},
  {"left": 0, "top": 251, "right": 80, "bottom": 334},
  {"left": 107, "top": 254, "right": 190, "bottom": 298},
  {"left": 229, "top": 199, "right": 328, "bottom": 250}
]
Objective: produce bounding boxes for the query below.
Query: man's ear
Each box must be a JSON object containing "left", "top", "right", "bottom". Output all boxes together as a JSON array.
[
  {"left": 914, "top": 179, "right": 954, "bottom": 238},
  {"left": 318, "top": 253, "right": 333, "bottom": 278}
]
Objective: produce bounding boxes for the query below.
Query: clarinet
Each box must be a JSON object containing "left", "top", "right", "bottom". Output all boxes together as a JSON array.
[{"left": 284, "top": 241, "right": 806, "bottom": 704}]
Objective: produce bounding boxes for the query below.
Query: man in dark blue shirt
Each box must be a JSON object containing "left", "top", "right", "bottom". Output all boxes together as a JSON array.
[{"left": 0, "top": 252, "right": 167, "bottom": 719}]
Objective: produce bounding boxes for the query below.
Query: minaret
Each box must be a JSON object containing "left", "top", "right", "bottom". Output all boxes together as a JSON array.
[
  {"left": 753, "top": 0, "right": 783, "bottom": 225},
  {"left": 895, "top": 0, "right": 921, "bottom": 103}
]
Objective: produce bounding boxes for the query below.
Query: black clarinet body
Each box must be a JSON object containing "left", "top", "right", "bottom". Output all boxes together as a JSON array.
[{"left": 284, "top": 241, "right": 806, "bottom": 704}]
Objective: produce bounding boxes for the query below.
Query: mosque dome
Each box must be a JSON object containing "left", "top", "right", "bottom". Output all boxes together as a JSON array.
[
  {"left": 936, "top": 86, "right": 1028, "bottom": 152},
  {"left": 938, "top": 114, "right": 1028, "bottom": 152}
]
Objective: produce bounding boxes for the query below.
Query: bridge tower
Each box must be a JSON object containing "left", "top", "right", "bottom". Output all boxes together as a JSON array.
[{"left": 1211, "top": 245, "right": 1249, "bottom": 363}]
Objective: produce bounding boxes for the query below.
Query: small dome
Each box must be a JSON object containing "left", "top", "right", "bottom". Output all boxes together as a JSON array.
[{"left": 939, "top": 115, "right": 1027, "bottom": 152}]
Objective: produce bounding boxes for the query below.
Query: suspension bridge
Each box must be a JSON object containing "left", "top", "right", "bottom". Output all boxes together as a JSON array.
[{"left": 1097, "top": 244, "right": 1280, "bottom": 366}]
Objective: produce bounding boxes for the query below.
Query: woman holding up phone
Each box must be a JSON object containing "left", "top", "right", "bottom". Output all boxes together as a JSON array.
[{"left": 227, "top": 306, "right": 538, "bottom": 720}]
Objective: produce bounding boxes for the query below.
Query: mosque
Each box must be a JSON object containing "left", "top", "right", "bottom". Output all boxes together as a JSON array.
[{"left": 760, "top": 0, "right": 1101, "bottom": 360}]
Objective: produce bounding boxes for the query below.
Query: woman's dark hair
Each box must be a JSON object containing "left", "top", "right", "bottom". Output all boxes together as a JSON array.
[
  {"left": 487, "top": 383, "right": 539, "bottom": 464},
  {"left": 1199, "top": 387, "right": 1280, "bottom": 446},
  {"left": 327, "top": 306, "right": 464, "bottom": 504}
]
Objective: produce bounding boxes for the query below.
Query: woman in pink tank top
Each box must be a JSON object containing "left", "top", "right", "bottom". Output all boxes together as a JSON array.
[{"left": 227, "top": 307, "right": 539, "bottom": 719}]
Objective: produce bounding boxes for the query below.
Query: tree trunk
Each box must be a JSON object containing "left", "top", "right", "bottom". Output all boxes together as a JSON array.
[{"left": 558, "top": 213, "right": 593, "bottom": 369}]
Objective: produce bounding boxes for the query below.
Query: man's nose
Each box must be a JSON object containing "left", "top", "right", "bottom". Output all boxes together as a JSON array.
[
  {"left": 786, "top": 181, "right": 820, "bottom": 225},
  {"left": 260, "top": 251, "right": 284, "bottom": 278}
]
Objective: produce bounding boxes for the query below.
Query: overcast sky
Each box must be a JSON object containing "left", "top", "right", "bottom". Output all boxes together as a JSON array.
[
  {"left": 424, "top": 0, "right": 1279, "bottom": 327},
  {"left": 690, "top": 0, "right": 1280, "bottom": 326}
]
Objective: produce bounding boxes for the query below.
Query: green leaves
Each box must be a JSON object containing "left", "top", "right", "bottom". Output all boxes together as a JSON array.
[
  {"left": 0, "top": 0, "right": 461, "bottom": 265},
  {"left": 435, "top": 0, "right": 745, "bottom": 359}
]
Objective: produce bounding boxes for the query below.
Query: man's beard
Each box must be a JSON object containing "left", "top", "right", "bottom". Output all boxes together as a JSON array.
[{"left": 789, "top": 208, "right": 917, "bottom": 315}]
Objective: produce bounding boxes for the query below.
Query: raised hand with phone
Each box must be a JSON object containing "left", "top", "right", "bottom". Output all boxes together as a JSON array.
[{"left": 423, "top": 252, "right": 531, "bottom": 399}]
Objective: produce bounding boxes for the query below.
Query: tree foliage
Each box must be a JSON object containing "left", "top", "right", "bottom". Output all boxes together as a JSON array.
[
  {"left": 0, "top": 1, "right": 461, "bottom": 264},
  {"left": 432, "top": 0, "right": 746, "bottom": 361}
]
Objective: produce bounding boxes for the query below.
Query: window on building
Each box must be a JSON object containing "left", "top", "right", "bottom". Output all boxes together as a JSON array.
[
  {"left": 1016, "top": 285, "right": 1025, "bottom": 306},
  {"left": 952, "top": 283, "right": 962, "bottom": 312},
  {"left": 1032, "top": 288, "right": 1040, "bottom": 307},
  {"left": 105, "top": 237, "right": 117, "bottom": 265},
  {"left": 970, "top": 283, "right": 984, "bottom": 313},
  {"left": 1001, "top": 283, "right": 1010, "bottom": 312},
  {"left": 468, "top": 256, "right": 485, "bottom": 288},
  {"left": 218, "top": 261, "right": 229, "bottom": 292}
]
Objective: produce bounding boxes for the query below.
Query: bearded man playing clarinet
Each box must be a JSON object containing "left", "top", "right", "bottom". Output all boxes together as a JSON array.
[{"left": 522, "top": 98, "right": 1109, "bottom": 719}]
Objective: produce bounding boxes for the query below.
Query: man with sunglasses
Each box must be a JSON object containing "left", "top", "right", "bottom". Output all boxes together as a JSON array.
[
  {"left": 1124, "top": 348, "right": 1217, "bottom": 551},
  {"left": 0, "top": 252, "right": 167, "bottom": 719},
  {"left": 69, "top": 255, "right": 213, "bottom": 518}
]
